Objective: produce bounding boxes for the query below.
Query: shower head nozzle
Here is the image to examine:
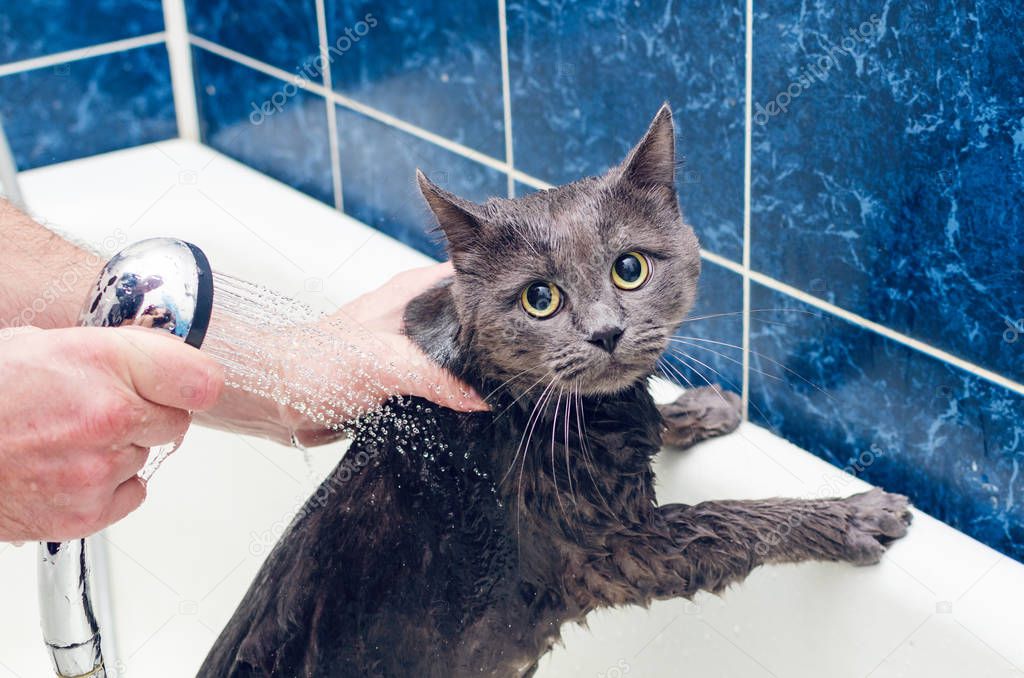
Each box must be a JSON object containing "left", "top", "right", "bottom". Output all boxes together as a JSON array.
[{"left": 80, "top": 237, "right": 214, "bottom": 348}]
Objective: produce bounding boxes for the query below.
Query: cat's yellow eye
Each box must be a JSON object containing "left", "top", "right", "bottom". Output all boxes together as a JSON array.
[
  {"left": 521, "top": 282, "right": 562, "bottom": 318},
  {"left": 611, "top": 251, "right": 650, "bottom": 290}
]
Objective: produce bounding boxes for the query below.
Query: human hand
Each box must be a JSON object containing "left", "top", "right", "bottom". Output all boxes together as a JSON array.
[
  {"left": 0, "top": 326, "right": 223, "bottom": 541},
  {"left": 334, "top": 261, "right": 487, "bottom": 407},
  {"left": 277, "top": 262, "right": 488, "bottom": 446}
]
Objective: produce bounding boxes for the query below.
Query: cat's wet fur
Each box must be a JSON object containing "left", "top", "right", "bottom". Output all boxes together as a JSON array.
[{"left": 200, "top": 105, "right": 912, "bottom": 677}]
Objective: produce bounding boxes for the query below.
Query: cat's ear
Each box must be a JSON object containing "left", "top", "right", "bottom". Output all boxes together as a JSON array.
[
  {"left": 617, "top": 103, "right": 676, "bottom": 189},
  {"left": 417, "top": 169, "right": 483, "bottom": 252}
]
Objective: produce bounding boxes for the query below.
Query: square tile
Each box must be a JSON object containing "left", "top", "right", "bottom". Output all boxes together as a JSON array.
[
  {"left": 0, "top": 0, "right": 164, "bottom": 64},
  {"left": 192, "top": 47, "right": 333, "bottom": 205},
  {"left": 326, "top": 0, "right": 505, "bottom": 159},
  {"left": 336, "top": 106, "right": 508, "bottom": 259},
  {"left": 0, "top": 45, "right": 176, "bottom": 170},
  {"left": 751, "top": 0, "right": 1024, "bottom": 382},
  {"left": 749, "top": 283, "right": 1024, "bottom": 563},
  {"left": 186, "top": 0, "right": 320, "bottom": 79},
  {"left": 507, "top": 0, "right": 746, "bottom": 261}
]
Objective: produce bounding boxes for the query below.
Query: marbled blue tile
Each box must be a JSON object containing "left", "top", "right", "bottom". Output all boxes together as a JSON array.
[
  {"left": 751, "top": 0, "right": 1024, "bottom": 382},
  {"left": 0, "top": 45, "right": 176, "bottom": 170},
  {"left": 749, "top": 284, "right": 1024, "bottom": 562},
  {"left": 0, "top": 0, "right": 164, "bottom": 64},
  {"left": 335, "top": 106, "right": 508, "bottom": 259},
  {"left": 186, "top": 0, "right": 320, "bottom": 80},
  {"left": 664, "top": 261, "right": 744, "bottom": 396},
  {"left": 325, "top": 0, "right": 505, "bottom": 160},
  {"left": 507, "top": 0, "right": 746, "bottom": 262},
  {"left": 192, "top": 48, "right": 332, "bottom": 205}
]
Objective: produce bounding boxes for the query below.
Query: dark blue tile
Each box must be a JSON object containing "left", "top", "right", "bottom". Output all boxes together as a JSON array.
[
  {"left": 751, "top": 1, "right": 1024, "bottom": 382},
  {"left": 749, "top": 284, "right": 1024, "bottom": 563},
  {"left": 663, "top": 261, "right": 744, "bottom": 396},
  {"left": 507, "top": 0, "right": 746, "bottom": 262},
  {"left": 192, "top": 48, "right": 332, "bottom": 205},
  {"left": 0, "top": 0, "right": 164, "bottom": 64},
  {"left": 325, "top": 0, "right": 505, "bottom": 160},
  {"left": 186, "top": 0, "right": 320, "bottom": 80},
  {"left": 0, "top": 45, "right": 176, "bottom": 170},
  {"left": 336, "top": 106, "right": 508, "bottom": 259}
]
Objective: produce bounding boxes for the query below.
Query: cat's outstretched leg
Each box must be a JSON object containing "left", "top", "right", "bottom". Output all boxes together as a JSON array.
[
  {"left": 583, "top": 488, "right": 911, "bottom": 607},
  {"left": 657, "top": 386, "right": 741, "bottom": 449}
]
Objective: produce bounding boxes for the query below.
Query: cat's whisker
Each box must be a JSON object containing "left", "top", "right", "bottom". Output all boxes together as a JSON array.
[
  {"left": 663, "top": 348, "right": 775, "bottom": 425},
  {"left": 502, "top": 374, "right": 557, "bottom": 487},
  {"left": 670, "top": 338, "right": 783, "bottom": 383},
  {"left": 574, "top": 389, "right": 615, "bottom": 516},
  {"left": 563, "top": 385, "right": 577, "bottom": 508},
  {"left": 657, "top": 356, "right": 697, "bottom": 391},
  {"left": 483, "top": 366, "right": 542, "bottom": 402},
  {"left": 662, "top": 350, "right": 734, "bottom": 410},
  {"left": 667, "top": 336, "right": 836, "bottom": 403},
  {"left": 516, "top": 376, "right": 558, "bottom": 555},
  {"left": 549, "top": 388, "right": 573, "bottom": 528},
  {"left": 489, "top": 368, "right": 556, "bottom": 427},
  {"left": 662, "top": 350, "right": 766, "bottom": 429}
]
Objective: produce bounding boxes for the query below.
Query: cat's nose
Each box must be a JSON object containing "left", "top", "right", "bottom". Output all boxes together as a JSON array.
[{"left": 587, "top": 326, "right": 624, "bottom": 353}]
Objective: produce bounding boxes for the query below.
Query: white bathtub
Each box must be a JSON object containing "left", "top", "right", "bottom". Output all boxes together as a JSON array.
[{"left": 1, "top": 141, "right": 1021, "bottom": 678}]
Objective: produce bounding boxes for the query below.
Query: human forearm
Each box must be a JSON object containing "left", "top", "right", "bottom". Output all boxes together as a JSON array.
[{"left": 0, "top": 198, "right": 101, "bottom": 330}]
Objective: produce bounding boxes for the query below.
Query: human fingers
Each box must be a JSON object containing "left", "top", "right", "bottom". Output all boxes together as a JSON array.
[{"left": 105, "top": 327, "right": 224, "bottom": 410}]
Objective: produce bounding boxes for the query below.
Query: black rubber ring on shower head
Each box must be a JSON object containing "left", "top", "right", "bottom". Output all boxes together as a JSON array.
[{"left": 185, "top": 242, "right": 213, "bottom": 350}]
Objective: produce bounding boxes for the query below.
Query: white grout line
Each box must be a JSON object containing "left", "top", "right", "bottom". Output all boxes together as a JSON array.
[
  {"left": 190, "top": 34, "right": 332, "bottom": 95},
  {"left": 190, "top": 35, "right": 513, "bottom": 176},
  {"left": 741, "top": 0, "right": 754, "bottom": 420},
  {"left": 512, "top": 169, "right": 552, "bottom": 191},
  {"left": 497, "top": 0, "right": 516, "bottom": 198},
  {"left": 700, "top": 248, "right": 745, "bottom": 275},
  {"left": 162, "top": 0, "right": 200, "bottom": 141},
  {"left": 315, "top": 0, "right": 344, "bottom": 211},
  {"left": 331, "top": 90, "right": 513, "bottom": 174},
  {"left": 185, "top": 35, "right": 1024, "bottom": 400},
  {"left": 0, "top": 32, "right": 167, "bottom": 77}
]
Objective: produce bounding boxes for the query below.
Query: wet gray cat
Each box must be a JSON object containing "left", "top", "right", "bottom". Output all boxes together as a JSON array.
[{"left": 200, "top": 104, "right": 911, "bottom": 677}]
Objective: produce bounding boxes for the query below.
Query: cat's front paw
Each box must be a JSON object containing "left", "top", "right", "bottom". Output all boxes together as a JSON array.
[
  {"left": 658, "top": 386, "right": 741, "bottom": 449},
  {"left": 841, "top": 488, "right": 913, "bottom": 565}
]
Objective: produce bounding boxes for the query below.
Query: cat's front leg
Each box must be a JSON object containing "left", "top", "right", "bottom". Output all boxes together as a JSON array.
[
  {"left": 586, "top": 488, "right": 911, "bottom": 607},
  {"left": 657, "top": 386, "right": 741, "bottom": 449}
]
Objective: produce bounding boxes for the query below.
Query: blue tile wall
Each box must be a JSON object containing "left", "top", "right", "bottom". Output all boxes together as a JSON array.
[
  {"left": 192, "top": 48, "right": 333, "bottom": 205},
  {"left": 506, "top": 0, "right": 747, "bottom": 261},
  {"left": 0, "top": 45, "right": 176, "bottom": 170},
  {"left": 0, "top": 0, "right": 164, "bottom": 63},
  {"left": 749, "top": 282, "right": 1024, "bottom": 562},
  {"left": 751, "top": 0, "right": 1024, "bottom": 382},
  {"left": 6, "top": 1, "right": 1011, "bottom": 560},
  {"left": 325, "top": 0, "right": 506, "bottom": 160},
  {"left": 336, "top": 106, "right": 507, "bottom": 259},
  {"left": 186, "top": 0, "right": 321, "bottom": 80}
]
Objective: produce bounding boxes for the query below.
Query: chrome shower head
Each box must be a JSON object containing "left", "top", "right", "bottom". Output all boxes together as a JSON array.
[
  {"left": 39, "top": 237, "right": 214, "bottom": 678},
  {"left": 80, "top": 236, "right": 214, "bottom": 347}
]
